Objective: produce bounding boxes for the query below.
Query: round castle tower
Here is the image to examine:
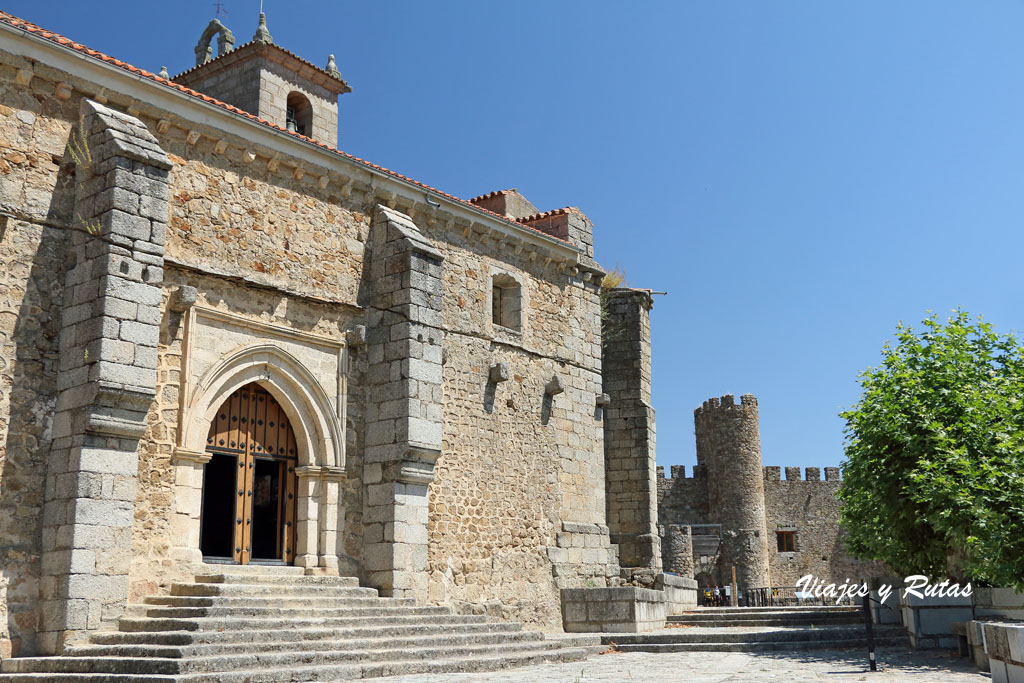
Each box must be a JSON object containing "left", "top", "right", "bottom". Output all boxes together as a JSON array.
[{"left": 694, "top": 394, "right": 770, "bottom": 591}]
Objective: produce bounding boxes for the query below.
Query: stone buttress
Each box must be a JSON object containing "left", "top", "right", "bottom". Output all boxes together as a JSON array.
[
  {"left": 38, "top": 100, "right": 170, "bottom": 653},
  {"left": 601, "top": 288, "right": 661, "bottom": 572},
  {"left": 361, "top": 205, "right": 444, "bottom": 602}
]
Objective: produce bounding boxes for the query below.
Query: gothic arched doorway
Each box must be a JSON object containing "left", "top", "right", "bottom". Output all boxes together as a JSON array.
[{"left": 199, "top": 383, "right": 298, "bottom": 564}]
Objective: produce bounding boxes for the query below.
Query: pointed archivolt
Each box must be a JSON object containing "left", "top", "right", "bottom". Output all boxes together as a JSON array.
[
  {"left": 181, "top": 344, "right": 344, "bottom": 470},
  {"left": 194, "top": 18, "right": 236, "bottom": 66}
]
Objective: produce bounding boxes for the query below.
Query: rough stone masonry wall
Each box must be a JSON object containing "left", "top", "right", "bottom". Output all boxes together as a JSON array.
[
  {"left": 763, "top": 466, "right": 885, "bottom": 586},
  {"left": 0, "top": 54, "right": 78, "bottom": 658},
  {"left": 425, "top": 221, "right": 613, "bottom": 629},
  {"left": 694, "top": 394, "right": 769, "bottom": 590},
  {"left": 602, "top": 289, "right": 661, "bottom": 572}
]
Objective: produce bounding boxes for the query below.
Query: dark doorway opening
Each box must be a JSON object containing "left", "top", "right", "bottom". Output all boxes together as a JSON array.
[
  {"left": 199, "top": 384, "right": 297, "bottom": 565},
  {"left": 199, "top": 452, "right": 237, "bottom": 560}
]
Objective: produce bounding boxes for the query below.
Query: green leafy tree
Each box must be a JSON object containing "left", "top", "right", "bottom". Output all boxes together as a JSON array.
[{"left": 838, "top": 311, "right": 1024, "bottom": 589}]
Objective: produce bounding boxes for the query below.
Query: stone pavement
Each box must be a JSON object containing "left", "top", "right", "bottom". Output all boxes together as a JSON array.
[{"left": 370, "top": 647, "right": 987, "bottom": 682}]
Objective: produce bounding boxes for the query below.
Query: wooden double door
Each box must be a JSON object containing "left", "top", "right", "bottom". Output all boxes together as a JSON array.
[{"left": 199, "top": 383, "right": 298, "bottom": 565}]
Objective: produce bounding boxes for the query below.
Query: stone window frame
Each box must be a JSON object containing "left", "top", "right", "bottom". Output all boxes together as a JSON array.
[
  {"left": 489, "top": 268, "right": 524, "bottom": 334},
  {"left": 776, "top": 527, "right": 798, "bottom": 553}
]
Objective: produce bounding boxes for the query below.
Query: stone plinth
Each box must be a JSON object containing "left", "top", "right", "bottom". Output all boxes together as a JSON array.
[
  {"left": 980, "top": 622, "right": 1024, "bottom": 683},
  {"left": 655, "top": 573, "right": 697, "bottom": 615},
  {"left": 561, "top": 586, "right": 666, "bottom": 633},
  {"left": 900, "top": 591, "right": 974, "bottom": 649}
]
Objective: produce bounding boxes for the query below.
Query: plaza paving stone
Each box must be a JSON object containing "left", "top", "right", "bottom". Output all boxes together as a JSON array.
[{"left": 371, "top": 646, "right": 988, "bottom": 682}]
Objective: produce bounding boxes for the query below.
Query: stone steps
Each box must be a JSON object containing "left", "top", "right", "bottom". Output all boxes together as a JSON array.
[
  {"left": 0, "top": 566, "right": 594, "bottom": 681},
  {"left": 116, "top": 612, "right": 494, "bottom": 632},
  {"left": 0, "top": 645, "right": 593, "bottom": 682},
  {"left": 168, "top": 583, "right": 377, "bottom": 598},
  {"left": 4, "top": 638, "right": 583, "bottom": 675},
  {"left": 90, "top": 622, "right": 523, "bottom": 646},
  {"left": 668, "top": 615, "right": 861, "bottom": 627},
  {"left": 141, "top": 594, "right": 427, "bottom": 608},
  {"left": 600, "top": 605, "right": 908, "bottom": 653},
  {"left": 64, "top": 629, "right": 544, "bottom": 658},
  {"left": 193, "top": 573, "right": 357, "bottom": 586},
  {"left": 608, "top": 637, "right": 909, "bottom": 653},
  {"left": 668, "top": 606, "right": 861, "bottom": 625},
  {"left": 611, "top": 625, "right": 906, "bottom": 645},
  {"left": 136, "top": 601, "right": 439, "bottom": 619},
  {"left": 679, "top": 606, "right": 859, "bottom": 616}
]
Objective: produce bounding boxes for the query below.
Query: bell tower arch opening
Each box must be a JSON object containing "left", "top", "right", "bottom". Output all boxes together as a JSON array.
[{"left": 286, "top": 91, "right": 313, "bottom": 136}]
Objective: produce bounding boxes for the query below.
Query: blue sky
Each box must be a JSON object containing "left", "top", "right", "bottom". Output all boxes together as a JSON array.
[{"left": 8, "top": 1, "right": 1024, "bottom": 472}]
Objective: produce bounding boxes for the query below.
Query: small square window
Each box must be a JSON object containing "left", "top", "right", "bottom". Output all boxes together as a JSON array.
[
  {"left": 491, "top": 274, "right": 521, "bottom": 331},
  {"left": 776, "top": 530, "right": 796, "bottom": 552}
]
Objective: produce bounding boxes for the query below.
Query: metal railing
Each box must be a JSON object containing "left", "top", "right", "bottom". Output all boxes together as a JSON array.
[{"left": 742, "top": 585, "right": 857, "bottom": 607}]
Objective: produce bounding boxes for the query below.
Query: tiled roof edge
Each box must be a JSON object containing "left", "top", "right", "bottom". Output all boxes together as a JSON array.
[{"left": 0, "top": 11, "right": 573, "bottom": 248}]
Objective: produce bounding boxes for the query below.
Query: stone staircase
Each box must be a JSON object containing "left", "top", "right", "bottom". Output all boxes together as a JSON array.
[
  {"left": 601, "top": 605, "right": 910, "bottom": 652},
  {"left": 0, "top": 565, "right": 600, "bottom": 682}
]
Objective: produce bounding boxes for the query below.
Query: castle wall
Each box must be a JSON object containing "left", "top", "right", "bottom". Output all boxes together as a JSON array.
[
  {"left": 0, "top": 57, "right": 77, "bottom": 656},
  {"left": 656, "top": 465, "right": 707, "bottom": 527},
  {"left": 763, "top": 465, "right": 884, "bottom": 587}
]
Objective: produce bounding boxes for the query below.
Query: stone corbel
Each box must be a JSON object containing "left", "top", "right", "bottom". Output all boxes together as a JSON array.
[
  {"left": 86, "top": 410, "right": 149, "bottom": 439},
  {"left": 489, "top": 362, "right": 509, "bottom": 383},
  {"left": 391, "top": 446, "right": 441, "bottom": 485},
  {"left": 545, "top": 374, "right": 565, "bottom": 396},
  {"left": 596, "top": 393, "right": 611, "bottom": 407},
  {"left": 345, "top": 325, "right": 367, "bottom": 348},
  {"left": 168, "top": 285, "right": 198, "bottom": 312}
]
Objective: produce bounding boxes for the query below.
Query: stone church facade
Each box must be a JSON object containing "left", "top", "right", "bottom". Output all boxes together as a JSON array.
[{"left": 0, "top": 11, "right": 657, "bottom": 659}]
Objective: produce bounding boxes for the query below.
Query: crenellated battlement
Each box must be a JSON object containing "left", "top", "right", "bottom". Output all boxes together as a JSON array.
[
  {"left": 693, "top": 393, "right": 758, "bottom": 417},
  {"left": 762, "top": 465, "right": 841, "bottom": 482},
  {"left": 656, "top": 464, "right": 707, "bottom": 480}
]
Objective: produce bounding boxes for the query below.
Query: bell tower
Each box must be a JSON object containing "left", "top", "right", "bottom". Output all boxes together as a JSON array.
[{"left": 172, "top": 13, "right": 351, "bottom": 148}]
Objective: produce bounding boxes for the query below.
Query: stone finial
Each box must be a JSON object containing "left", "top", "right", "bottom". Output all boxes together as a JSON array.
[
  {"left": 157, "top": 66, "right": 169, "bottom": 79},
  {"left": 489, "top": 362, "right": 509, "bottom": 383},
  {"left": 194, "top": 19, "right": 235, "bottom": 66},
  {"left": 326, "top": 54, "right": 341, "bottom": 79},
  {"left": 545, "top": 374, "right": 564, "bottom": 396},
  {"left": 252, "top": 12, "right": 274, "bottom": 44}
]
